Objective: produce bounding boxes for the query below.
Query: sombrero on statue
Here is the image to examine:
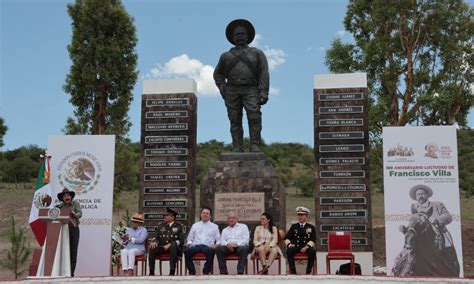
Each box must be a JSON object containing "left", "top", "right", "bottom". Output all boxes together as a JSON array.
[
  {"left": 57, "top": 188, "right": 76, "bottom": 201},
  {"left": 225, "top": 19, "right": 255, "bottom": 45},
  {"left": 409, "top": 184, "right": 433, "bottom": 200}
]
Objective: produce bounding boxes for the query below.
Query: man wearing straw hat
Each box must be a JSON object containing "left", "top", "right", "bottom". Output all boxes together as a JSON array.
[
  {"left": 214, "top": 19, "right": 270, "bottom": 153},
  {"left": 120, "top": 212, "right": 148, "bottom": 276},
  {"left": 56, "top": 188, "right": 82, "bottom": 277}
]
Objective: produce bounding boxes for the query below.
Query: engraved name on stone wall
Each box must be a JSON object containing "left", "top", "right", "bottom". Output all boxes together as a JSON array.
[
  {"left": 320, "top": 210, "right": 367, "bottom": 218},
  {"left": 145, "top": 123, "right": 188, "bottom": 131},
  {"left": 318, "top": 93, "right": 364, "bottom": 101},
  {"left": 319, "top": 119, "right": 364, "bottom": 127},
  {"left": 144, "top": 187, "right": 187, "bottom": 194},
  {"left": 320, "top": 184, "right": 366, "bottom": 191},
  {"left": 145, "top": 136, "right": 188, "bottom": 144},
  {"left": 319, "top": 106, "right": 363, "bottom": 114},
  {"left": 146, "top": 98, "right": 189, "bottom": 106},
  {"left": 146, "top": 110, "right": 188, "bottom": 118},
  {"left": 144, "top": 148, "right": 188, "bottom": 156},
  {"left": 144, "top": 161, "right": 188, "bottom": 169}
]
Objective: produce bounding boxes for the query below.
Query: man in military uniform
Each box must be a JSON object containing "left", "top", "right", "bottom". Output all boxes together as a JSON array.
[
  {"left": 214, "top": 19, "right": 269, "bottom": 153},
  {"left": 284, "top": 206, "right": 316, "bottom": 274},
  {"left": 148, "top": 208, "right": 185, "bottom": 276}
]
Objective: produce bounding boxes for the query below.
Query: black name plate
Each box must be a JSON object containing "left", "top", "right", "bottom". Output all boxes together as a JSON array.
[
  {"left": 320, "top": 171, "right": 365, "bottom": 178},
  {"left": 146, "top": 98, "right": 189, "bottom": 106},
  {"left": 320, "top": 224, "right": 367, "bottom": 232},
  {"left": 146, "top": 123, "right": 188, "bottom": 131},
  {"left": 319, "top": 132, "right": 364, "bottom": 140},
  {"left": 144, "top": 187, "right": 187, "bottom": 194},
  {"left": 146, "top": 110, "right": 188, "bottom": 119},
  {"left": 145, "top": 136, "right": 188, "bottom": 144},
  {"left": 319, "top": 119, "right": 364, "bottom": 127},
  {"left": 145, "top": 212, "right": 187, "bottom": 220},
  {"left": 320, "top": 197, "right": 366, "bottom": 205},
  {"left": 144, "top": 161, "right": 187, "bottom": 169},
  {"left": 320, "top": 157, "right": 365, "bottom": 165},
  {"left": 145, "top": 148, "right": 188, "bottom": 156},
  {"left": 144, "top": 174, "right": 187, "bottom": 181},
  {"left": 321, "top": 238, "right": 367, "bottom": 246},
  {"left": 320, "top": 210, "right": 367, "bottom": 218},
  {"left": 319, "top": 106, "right": 363, "bottom": 114},
  {"left": 318, "top": 93, "right": 364, "bottom": 101},
  {"left": 319, "top": 144, "right": 364, "bottom": 152},
  {"left": 320, "top": 184, "right": 366, "bottom": 191},
  {"left": 144, "top": 200, "right": 187, "bottom": 207}
]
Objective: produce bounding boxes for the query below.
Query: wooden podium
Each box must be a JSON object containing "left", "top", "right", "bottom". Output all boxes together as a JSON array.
[{"left": 33, "top": 208, "right": 75, "bottom": 277}]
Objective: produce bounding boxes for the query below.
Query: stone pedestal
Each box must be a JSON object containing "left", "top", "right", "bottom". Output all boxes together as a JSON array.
[{"left": 200, "top": 153, "right": 286, "bottom": 235}]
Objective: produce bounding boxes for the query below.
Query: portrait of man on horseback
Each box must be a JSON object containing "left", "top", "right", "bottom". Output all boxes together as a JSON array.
[{"left": 392, "top": 184, "right": 460, "bottom": 277}]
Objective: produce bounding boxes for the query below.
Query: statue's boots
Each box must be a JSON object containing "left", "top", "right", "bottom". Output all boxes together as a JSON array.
[
  {"left": 248, "top": 111, "right": 262, "bottom": 152},
  {"left": 229, "top": 110, "right": 244, "bottom": 152}
]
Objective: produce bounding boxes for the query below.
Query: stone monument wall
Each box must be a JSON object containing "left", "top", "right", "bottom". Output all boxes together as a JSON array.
[
  {"left": 139, "top": 79, "right": 197, "bottom": 234},
  {"left": 313, "top": 73, "right": 373, "bottom": 274}
]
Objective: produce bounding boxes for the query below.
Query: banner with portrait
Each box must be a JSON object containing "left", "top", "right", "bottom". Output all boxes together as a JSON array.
[
  {"left": 383, "top": 126, "right": 463, "bottom": 277},
  {"left": 48, "top": 135, "right": 115, "bottom": 276}
]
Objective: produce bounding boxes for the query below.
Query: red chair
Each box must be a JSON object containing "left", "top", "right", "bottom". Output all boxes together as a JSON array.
[
  {"left": 115, "top": 254, "right": 147, "bottom": 276},
  {"left": 326, "top": 231, "right": 355, "bottom": 275},
  {"left": 156, "top": 252, "right": 183, "bottom": 275},
  {"left": 291, "top": 252, "right": 317, "bottom": 275},
  {"left": 185, "top": 252, "right": 213, "bottom": 275},
  {"left": 225, "top": 252, "right": 248, "bottom": 274},
  {"left": 251, "top": 251, "right": 282, "bottom": 275}
]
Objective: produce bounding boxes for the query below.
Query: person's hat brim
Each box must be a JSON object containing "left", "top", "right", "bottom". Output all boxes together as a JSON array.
[
  {"left": 225, "top": 19, "right": 255, "bottom": 45},
  {"left": 409, "top": 184, "right": 433, "bottom": 200},
  {"left": 131, "top": 213, "right": 145, "bottom": 224},
  {"left": 165, "top": 207, "right": 178, "bottom": 218},
  {"left": 57, "top": 188, "right": 76, "bottom": 202},
  {"left": 296, "top": 206, "right": 310, "bottom": 215}
]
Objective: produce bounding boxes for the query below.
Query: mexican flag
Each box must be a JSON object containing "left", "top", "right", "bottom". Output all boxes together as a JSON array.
[{"left": 28, "top": 156, "right": 53, "bottom": 246}]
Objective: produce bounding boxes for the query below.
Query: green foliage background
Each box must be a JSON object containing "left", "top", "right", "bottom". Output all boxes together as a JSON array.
[{"left": 0, "top": 129, "right": 472, "bottom": 196}]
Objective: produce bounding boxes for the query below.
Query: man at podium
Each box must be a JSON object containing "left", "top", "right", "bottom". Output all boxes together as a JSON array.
[{"left": 55, "top": 188, "right": 82, "bottom": 277}]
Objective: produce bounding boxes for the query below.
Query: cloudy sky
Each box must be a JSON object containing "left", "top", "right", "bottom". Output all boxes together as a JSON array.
[{"left": 1, "top": 0, "right": 473, "bottom": 150}]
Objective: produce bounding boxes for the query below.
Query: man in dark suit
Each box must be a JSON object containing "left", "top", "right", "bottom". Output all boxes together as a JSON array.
[
  {"left": 148, "top": 208, "right": 185, "bottom": 276},
  {"left": 284, "top": 206, "right": 316, "bottom": 274}
]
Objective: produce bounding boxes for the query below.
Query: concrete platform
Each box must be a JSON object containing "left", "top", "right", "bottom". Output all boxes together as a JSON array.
[{"left": 21, "top": 275, "right": 474, "bottom": 284}]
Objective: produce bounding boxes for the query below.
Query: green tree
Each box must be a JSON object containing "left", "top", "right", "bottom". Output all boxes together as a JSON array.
[
  {"left": 64, "top": 0, "right": 138, "bottom": 196},
  {"left": 0, "top": 216, "right": 31, "bottom": 279},
  {"left": 64, "top": 0, "right": 138, "bottom": 137},
  {"left": 0, "top": 117, "right": 7, "bottom": 148},
  {"left": 326, "top": 0, "right": 473, "bottom": 134},
  {"left": 458, "top": 129, "right": 474, "bottom": 195}
]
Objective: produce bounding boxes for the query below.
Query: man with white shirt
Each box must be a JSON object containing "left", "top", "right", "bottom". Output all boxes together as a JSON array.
[
  {"left": 216, "top": 212, "right": 250, "bottom": 274},
  {"left": 184, "top": 207, "right": 221, "bottom": 275}
]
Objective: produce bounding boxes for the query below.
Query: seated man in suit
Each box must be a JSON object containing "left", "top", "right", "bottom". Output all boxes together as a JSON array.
[
  {"left": 216, "top": 212, "right": 250, "bottom": 274},
  {"left": 183, "top": 207, "right": 220, "bottom": 275},
  {"left": 284, "top": 206, "right": 316, "bottom": 274},
  {"left": 148, "top": 208, "right": 185, "bottom": 276}
]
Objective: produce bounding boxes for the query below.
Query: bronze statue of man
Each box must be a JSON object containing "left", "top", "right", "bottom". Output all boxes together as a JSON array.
[{"left": 214, "top": 19, "right": 269, "bottom": 152}]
